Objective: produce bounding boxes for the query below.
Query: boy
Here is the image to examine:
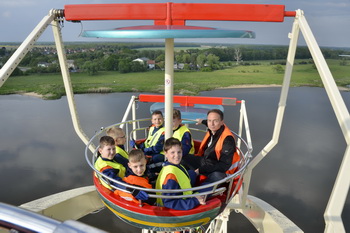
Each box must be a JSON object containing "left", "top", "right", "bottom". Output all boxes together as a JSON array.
[
  {"left": 172, "top": 108, "right": 195, "bottom": 160},
  {"left": 156, "top": 137, "right": 205, "bottom": 210},
  {"left": 131, "top": 110, "right": 165, "bottom": 171},
  {"left": 94, "top": 136, "right": 126, "bottom": 190},
  {"left": 115, "top": 149, "right": 156, "bottom": 205},
  {"left": 107, "top": 126, "right": 128, "bottom": 168},
  {"left": 95, "top": 136, "right": 148, "bottom": 201}
]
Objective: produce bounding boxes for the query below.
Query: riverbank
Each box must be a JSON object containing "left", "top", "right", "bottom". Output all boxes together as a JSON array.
[
  {"left": 19, "top": 84, "right": 349, "bottom": 99},
  {"left": 2, "top": 59, "right": 349, "bottom": 99}
]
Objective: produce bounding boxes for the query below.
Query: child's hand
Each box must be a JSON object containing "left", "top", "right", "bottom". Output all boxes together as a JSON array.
[{"left": 196, "top": 195, "right": 206, "bottom": 205}]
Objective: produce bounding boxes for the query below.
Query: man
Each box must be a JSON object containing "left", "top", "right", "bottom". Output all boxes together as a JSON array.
[{"left": 191, "top": 109, "right": 239, "bottom": 183}]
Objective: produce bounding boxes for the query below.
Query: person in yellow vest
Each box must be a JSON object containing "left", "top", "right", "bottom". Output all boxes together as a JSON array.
[
  {"left": 172, "top": 109, "right": 195, "bottom": 157},
  {"left": 95, "top": 136, "right": 148, "bottom": 201},
  {"left": 107, "top": 126, "right": 128, "bottom": 168},
  {"left": 115, "top": 149, "right": 156, "bottom": 205},
  {"left": 186, "top": 109, "right": 239, "bottom": 184},
  {"left": 156, "top": 137, "right": 205, "bottom": 210},
  {"left": 131, "top": 110, "right": 165, "bottom": 172}
]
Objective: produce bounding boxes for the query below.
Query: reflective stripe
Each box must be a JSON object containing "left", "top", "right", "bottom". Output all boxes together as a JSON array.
[{"left": 228, "top": 161, "right": 239, "bottom": 171}]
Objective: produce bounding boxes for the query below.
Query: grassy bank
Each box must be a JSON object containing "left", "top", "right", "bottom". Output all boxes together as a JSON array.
[{"left": 1, "top": 59, "right": 349, "bottom": 99}]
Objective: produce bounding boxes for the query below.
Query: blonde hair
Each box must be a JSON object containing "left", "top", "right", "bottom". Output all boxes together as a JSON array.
[
  {"left": 106, "top": 126, "right": 124, "bottom": 140},
  {"left": 128, "top": 149, "right": 146, "bottom": 163}
]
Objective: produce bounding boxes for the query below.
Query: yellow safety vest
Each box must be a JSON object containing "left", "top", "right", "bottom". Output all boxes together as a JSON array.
[
  {"left": 115, "top": 146, "right": 128, "bottom": 159},
  {"left": 156, "top": 164, "right": 192, "bottom": 206},
  {"left": 173, "top": 124, "right": 195, "bottom": 154},
  {"left": 144, "top": 125, "right": 165, "bottom": 154},
  {"left": 94, "top": 156, "right": 126, "bottom": 190}
]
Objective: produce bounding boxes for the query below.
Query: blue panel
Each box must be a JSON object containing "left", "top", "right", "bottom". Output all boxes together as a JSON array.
[
  {"left": 150, "top": 103, "right": 224, "bottom": 124},
  {"left": 82, "top": 25, "right": 255, "bottom": 39}
]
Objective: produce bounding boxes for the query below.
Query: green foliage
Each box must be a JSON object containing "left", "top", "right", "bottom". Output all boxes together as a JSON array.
[
  {"left": 118, "top": 58, "right": 132, "bottom": 73},
  {"left": 196, "top": 54, "right": 206, "bottom": 68},
  {"left": 272, "top": 64, "right": 284, "bottom": 73},
  {"left": 200, "top": 67, "right": 213, "bottom": 72},
  {"left": 103, "top": 55, "right": 119, "bottom": 71},
  {"left": 131, "top": 61, "right": 147, "bottom": 72},
  {"left": 82, "top": 61, "right": 99, "bottom": 75}
]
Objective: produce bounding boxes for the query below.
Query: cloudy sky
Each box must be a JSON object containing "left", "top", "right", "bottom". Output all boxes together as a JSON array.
[{"left": 1, "top": 0, "right": 350, "bottom": 47}]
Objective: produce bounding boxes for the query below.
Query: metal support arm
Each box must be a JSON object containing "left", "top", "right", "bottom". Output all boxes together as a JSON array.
[{"left": 0, "top": 10, "right": 58, "bottom": 87}]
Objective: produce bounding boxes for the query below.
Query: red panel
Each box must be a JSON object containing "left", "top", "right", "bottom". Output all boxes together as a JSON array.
[
  {"left": 64, "top": 3, "right": 291, "bottom": 22},
  {"left": 172, "top": 3, "right": 286, "bottom": 22},
  {"left": 64, "top": 3, "right": 167, "bottom": 21},
  {"left": 139, "top": 94, "right": 238, "bottom": 106},
  {"left": 93, "top": 175, "right": 221, "bottom": 217}
]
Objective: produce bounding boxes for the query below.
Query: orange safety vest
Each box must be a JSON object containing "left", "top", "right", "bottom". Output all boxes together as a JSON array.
[
  {"left": 197, "top": 124, "right": 240, "bottom": 175},
  {"left": 114, "top": 175, "right": 152, "bottom": 204}
]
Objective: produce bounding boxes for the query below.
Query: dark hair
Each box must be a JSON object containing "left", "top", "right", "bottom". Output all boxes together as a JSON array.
[
  {"left": 173, "top": 109, "right": 181, "bottom": 119},
  {"left": 99, "top": 136, "right": 115, "bottom": 148},
  {"left": 207, "top": 109, "right": 224, "bottom": 120},
  {"left": 163, "top": 137, "right": 182, "bottom": 152},
  {"left": 152, "top": 110, "right": 163, "bottom": 117}
]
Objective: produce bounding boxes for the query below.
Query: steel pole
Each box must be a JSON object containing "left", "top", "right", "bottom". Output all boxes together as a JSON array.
[{"left": 164, "top": 38, "right": 174, "bottom": 140}]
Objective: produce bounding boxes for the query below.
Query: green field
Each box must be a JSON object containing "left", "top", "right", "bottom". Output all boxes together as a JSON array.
[{"left": 1, "top": 59, "right": 349, "bottom": 99}]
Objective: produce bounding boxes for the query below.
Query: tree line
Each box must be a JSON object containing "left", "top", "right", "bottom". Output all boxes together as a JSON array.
[{"left": 1, "top": 43, "right": 349, "bottom": 76}]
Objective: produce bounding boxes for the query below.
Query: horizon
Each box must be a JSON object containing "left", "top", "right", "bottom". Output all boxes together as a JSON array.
[{"left": 1, "top": 41, "right": 350, "bottom": 50}]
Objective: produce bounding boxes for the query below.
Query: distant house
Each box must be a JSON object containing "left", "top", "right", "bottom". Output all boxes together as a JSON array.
[
  {"left": 133, "top": 57, "right": 155, "bottom": 69},
  {"left": 174, "top": 63, "right": 185, "bottom": 70},
  {"left": 147, "top": 60, "right": 155, "bottom": 69},
  {"left": 37, "top": 62, "right": 50, "bottom": 68},
  {"left": 67, "top": 60, "right": 76, "bottom": 70}
]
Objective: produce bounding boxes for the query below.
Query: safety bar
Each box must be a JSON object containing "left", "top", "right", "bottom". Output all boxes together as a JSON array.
[{"left": 85, "top": 117, "right": 252, "bottom": 204}]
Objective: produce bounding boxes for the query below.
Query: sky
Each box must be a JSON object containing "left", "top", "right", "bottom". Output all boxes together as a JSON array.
[{"left": 1, "top": 0, "right": 350, "bottom": 48}]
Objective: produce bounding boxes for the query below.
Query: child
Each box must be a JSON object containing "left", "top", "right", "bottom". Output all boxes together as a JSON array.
[
  {"left": 95, "top": 136, "right": 148, "bottom": 201},
  {"left": 115, "top": 149, "right": 156, "bottom": 205},
  {"left": 131, "top": 110, "right": 165, "bottom": 171},
  {"left": 156, "top": 137, "right": 205, "bottom": 210},
  {"left": 94, "top": 136, "right": 126, "bottom": 190},
  {"left": 172, "top": 109, "right": 195, "bottom": 157},
  {"left": 106, "top": 126, "right": 129, "bottom": 168}
]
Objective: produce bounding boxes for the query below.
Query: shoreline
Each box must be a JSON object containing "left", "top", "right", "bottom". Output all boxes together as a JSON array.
[{"left": 19, "top": 84, "right": 349, "bottom": 99}]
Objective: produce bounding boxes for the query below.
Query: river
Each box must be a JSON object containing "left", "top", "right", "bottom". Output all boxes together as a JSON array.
[{"left": 0, "top": 87, "right": 349, "bottom": 232}]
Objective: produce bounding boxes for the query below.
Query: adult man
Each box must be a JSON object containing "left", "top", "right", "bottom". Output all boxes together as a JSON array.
[{"left": 192, "top": 109, "right": 239, "bottom": 183}]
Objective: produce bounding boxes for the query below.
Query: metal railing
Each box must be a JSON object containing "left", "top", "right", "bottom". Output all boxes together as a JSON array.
[{"left": 85, "top": 119, "right": 252, "bottom": 205}]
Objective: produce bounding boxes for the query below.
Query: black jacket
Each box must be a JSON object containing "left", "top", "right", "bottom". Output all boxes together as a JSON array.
[{"left": 199, "top": 122, "right": 236, "bottom": 175}]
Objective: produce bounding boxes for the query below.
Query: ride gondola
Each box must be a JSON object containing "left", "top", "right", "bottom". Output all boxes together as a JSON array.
[{"left": 86, "top": 94, "right": 251, "bottom": 232}]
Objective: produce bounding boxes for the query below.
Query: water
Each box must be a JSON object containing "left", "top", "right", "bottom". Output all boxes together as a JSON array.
[{"left": 0, "top": 87, "right": 349, "bottom": 232}]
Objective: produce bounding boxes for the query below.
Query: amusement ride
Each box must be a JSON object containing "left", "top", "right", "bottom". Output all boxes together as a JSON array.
[{"left": 0, "top": 2, "right": 349, "bottom": 233}]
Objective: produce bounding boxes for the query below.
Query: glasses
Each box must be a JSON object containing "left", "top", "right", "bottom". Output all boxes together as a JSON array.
[{"left": 118, "top": 135, "right": 126, "bottom": 139}]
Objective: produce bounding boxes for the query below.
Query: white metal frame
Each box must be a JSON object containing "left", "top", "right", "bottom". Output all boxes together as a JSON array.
[{"left": 0, "top": 7, "right": 349, "bottom": 233}]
